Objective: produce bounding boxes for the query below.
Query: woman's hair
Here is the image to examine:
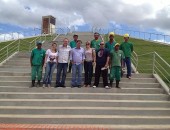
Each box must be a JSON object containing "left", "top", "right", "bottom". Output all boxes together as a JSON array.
[{"left": 52, "top": 42, "right": 57, "bottom": 52}]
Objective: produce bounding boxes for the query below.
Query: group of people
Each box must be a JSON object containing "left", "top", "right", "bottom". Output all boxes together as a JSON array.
[{"left": 30, "top": 32, "right": 133, "bottom": 89}]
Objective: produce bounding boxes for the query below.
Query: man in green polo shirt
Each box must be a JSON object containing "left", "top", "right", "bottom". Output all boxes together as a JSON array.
[
  {"left": 30, "top": 41, "right": 46, "bottom": 87},
  {"left": 110, "top": 43, "right": 125, "bottom": 88},
  {"left": 90, "top": 32, "right": 101, "bottom": 50},
  {"left": 68, "top": 34, "right": 78, "bottom": 73},
  {"left": 105, "top": 32, "right": 116, "bottom": 52},
  {"left": 119, "top": 34, "right": 133, "bottom": 79}
]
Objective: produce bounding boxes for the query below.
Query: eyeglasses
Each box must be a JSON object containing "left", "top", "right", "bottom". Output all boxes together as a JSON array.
[{"left": 86, "top": 44, "right": 90, "bottom": 45}]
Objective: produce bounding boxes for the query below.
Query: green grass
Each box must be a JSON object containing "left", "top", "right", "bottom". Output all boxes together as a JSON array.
[{"left": 104, "top": 34, "right": 170, "bottom": 64}]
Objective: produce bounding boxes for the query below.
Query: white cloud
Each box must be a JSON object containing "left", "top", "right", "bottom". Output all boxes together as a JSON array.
[
  {"left": 153, "top": 39, "right": 170, "bottom": 44},
  {"left": 0, "top": 32, "right": 24, "bottom": 41},
  {"left": 0, "top": 0, "right": 170, "bottom": 34}
]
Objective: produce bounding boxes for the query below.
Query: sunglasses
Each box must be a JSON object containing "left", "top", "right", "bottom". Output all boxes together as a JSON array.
[{"left": 100, "top": 44, "right": 104, "bottom": 45}]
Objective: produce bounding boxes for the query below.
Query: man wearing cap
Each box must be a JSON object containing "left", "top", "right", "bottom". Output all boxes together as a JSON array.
[
  {"left": 90, "top": 32, "right": 102, "bottom": 50},
  {"left": 93, "top": 41, "right": 110, "bottom": 89},
  {"left": 119, "top": 34, "right": 133, "bottom": 79},
  {"left": 30, "top": 41, "right": 46, "bottom": 87},
  {"left": 105, "top": 32, "right": 116, "bottom": 52},
  {"left": 110, "top": 43, "right": 125, "bottom": 88},
  {"left": 68, "top": 34, "right": 78, "bottom": 73}
]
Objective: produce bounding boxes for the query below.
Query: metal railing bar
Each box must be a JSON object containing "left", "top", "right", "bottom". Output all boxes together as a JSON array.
[
  {"left": 154, "top": 66, "right": 170, "bottom": 84},
  {"left": 154, "top": 52, "right": 170, "bottom": 68},
  {"left": 155, "top": 60, "right": 170, "bottom": 77}
]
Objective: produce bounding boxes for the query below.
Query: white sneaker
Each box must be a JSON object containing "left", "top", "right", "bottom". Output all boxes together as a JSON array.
[
  {"left": 42, "top": 84, "right": 45, "bottom": 88},
  {"left": 105, "top": 86, "right": 110, "bottom": 89},
  {"left": 48, "top": 84, "right": 51, "bottom": 88},
  {"left": 93, "top": 85, "right": 96, "bottom": 88}
]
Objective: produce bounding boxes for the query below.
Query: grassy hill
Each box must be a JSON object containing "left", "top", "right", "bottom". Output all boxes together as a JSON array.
[{"left": 104, "top": 34, "right": 170, "bottom": 64}]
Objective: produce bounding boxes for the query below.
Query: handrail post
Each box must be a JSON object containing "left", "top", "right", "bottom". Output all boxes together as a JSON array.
[
  {"left": 152, "top": 52, "right": 155, "bottom": 74},
  {"left": 6, "top": 47, "right": 8, "bottom": 58},
  {"left": 18, "top": 39, "right": 20, "bottom": 52}
]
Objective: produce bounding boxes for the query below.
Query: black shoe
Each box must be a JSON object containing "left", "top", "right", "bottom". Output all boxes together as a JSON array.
[
  {"left": 31, "top": 84, "right": 35, "bottom": 88},
  {"left": 71, "top": 85, "right": 76, "bottom": 88},
  {"left": 110, "top": 81, "right": 113, "bottom": 88},
  {"left": 77, "top": 85, "right": 81, "bottom": 88},
  {"left": 116, "top": 80, "right": 120, "bottom": 88},
  {"left": 55, "top": 84, "right": 60, "bottom": 88},
  {"left": 61, "top": 85, "right": 66, "bottom": 88},
  {"left": 36, "top": 80, "right": 41, "bottom": 87},
  {"left": 31, "top": 80, "right": 35, "bottom": 87}
]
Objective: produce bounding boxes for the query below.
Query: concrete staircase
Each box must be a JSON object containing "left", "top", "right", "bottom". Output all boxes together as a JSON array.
[{"left": 0, "top": 33, "right": 170, "bottom": 129}]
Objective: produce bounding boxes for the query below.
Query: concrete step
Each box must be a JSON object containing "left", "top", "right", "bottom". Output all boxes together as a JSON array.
[
  {"left": 0, "top": 76, "right": 158, "bottom": 83},
  {"left": 0, "top": 72, "right": 154, "bottom": 78},
  {"left": 3, "top": 62, "right": 31, "bottom": 66},
  {"left": 5, "top": 60, "right": 30, "bottom": 64},
  {"left": 0, "top": 68, "right": 31, "bottom": 72},
  {"left": 0, "top": 107, "right": 170, "bottom": 116},
  {"left": 0, "top": 92, "right": 168, "bottom": 100},
  {"left": 0, "top": 81, "right": 162, "bottom": 89},
  {"left": 0, "top": 115, "right": 170, "bottom": 125},
  {"left": 0, "top": 87, "right": 164, "bottom": 94},
  {"left": 0, "top": 99, "right": 169, "bottom": 108}
]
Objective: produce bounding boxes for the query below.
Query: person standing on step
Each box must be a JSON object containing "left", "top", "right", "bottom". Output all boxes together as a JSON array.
[
  {"left": 93, "top": 41, "right": 110, "bottom": 89},
  {"left": 119, "top": 34, "right": 134, "bottom": 79},
  {"left": 30, "top": 41, "right": 46, "bottom": 87},
  {"left": 109, "top": 43, "right": 125, "bottom": 88},
  {"left": 83, "top": 41, "right": 96, "bottom": 87},
  {"left": 105, "top": 32, "right": 116, "bottom": 52},
  {"left": 68, "top": 34, "right": 78, "bottom": 73},
  {"left": 90, "top": 32, "right": 102, "bottom": 50},
  {"left": 70, "top": 40, "right": 85, "bottom": 88},
  {"left": 42, "top": 42, "right": 58, "bottom": 88},
  {"left": 56, "top": 38, "right": 71, "bottom": 88}
]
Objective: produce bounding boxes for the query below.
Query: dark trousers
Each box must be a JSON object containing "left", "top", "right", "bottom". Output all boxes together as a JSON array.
[
  {"left": 84, "top": 61, "right": 93, "bottom": 85},
  {"left": 93, "top": 64, "right": 108, "bottom": 87},
  {"left": 56, "top": 63, "right": 68, "bottom": 86},
  {"left": 68, "top": 62, "right": 72, "bottom": 72},
  {"left": 124, "top": 57, "right": 131, "bottom": 77}
]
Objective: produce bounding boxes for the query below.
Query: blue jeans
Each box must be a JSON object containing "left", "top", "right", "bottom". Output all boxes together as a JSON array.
[
  {"left": 71, "top": 63, "right": 83, "bottom": 86},
  {"left": 43, "top": 62, "right": 56, "bottom": 84},
  {"left": 56, "top": 63, "right": 68, "bottom": 86},
  {"left": 124, "top": 57, "right": 131, "bottom": 77}
]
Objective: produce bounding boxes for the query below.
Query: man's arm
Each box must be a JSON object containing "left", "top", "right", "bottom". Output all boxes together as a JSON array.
[{"left": 105, "top": 56, "right": 110, "bottom": 68}]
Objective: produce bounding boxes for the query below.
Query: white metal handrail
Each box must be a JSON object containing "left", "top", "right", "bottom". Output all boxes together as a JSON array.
[{"left": 133, "top": 51, "right": 170, "bottom": 93}]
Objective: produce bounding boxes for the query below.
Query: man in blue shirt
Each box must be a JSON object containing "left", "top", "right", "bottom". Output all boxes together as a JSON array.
[{"left": 70, "top": 40, "right": 85, "bottom": 88}]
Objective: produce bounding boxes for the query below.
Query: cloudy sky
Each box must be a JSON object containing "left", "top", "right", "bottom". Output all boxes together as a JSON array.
[{"left": 0, "top": 0, "right": 170, "bottom": 38}]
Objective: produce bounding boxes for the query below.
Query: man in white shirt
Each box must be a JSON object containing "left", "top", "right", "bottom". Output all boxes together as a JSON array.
[{"left": 56, "top": 38, "right": 71, "bottom": 87}]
